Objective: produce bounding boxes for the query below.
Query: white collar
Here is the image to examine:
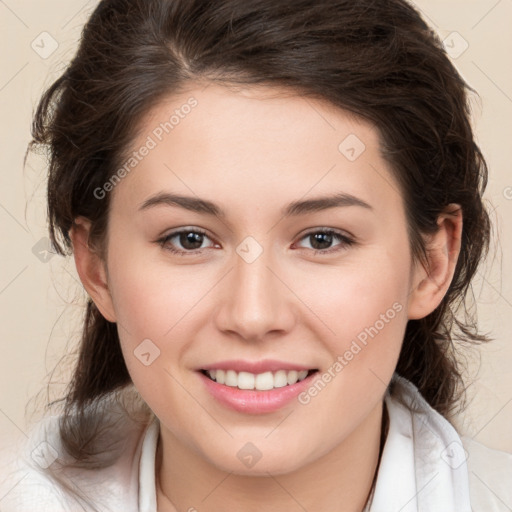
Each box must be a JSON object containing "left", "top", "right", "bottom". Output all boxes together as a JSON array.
[
  {"left": 137, "top": 375, "right": 472, "bottom": 512},
  {"left": 369, "top": 374, "right": 472, "bottom": 511},
  {"left": 138, "top": 413, "right": 159, "bottom": 512}
]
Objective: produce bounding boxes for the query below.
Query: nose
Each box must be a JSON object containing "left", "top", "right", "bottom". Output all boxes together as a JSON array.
[{"left": 214, "top": 245, "right": 296, "bottom": 342}]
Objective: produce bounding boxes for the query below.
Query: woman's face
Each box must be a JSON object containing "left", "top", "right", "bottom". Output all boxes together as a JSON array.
[{"left": 99, "top": 83, "right": 420, "bottom": 474}]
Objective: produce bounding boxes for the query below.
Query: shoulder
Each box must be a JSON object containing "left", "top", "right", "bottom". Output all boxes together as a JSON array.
[
  {"left": 0, "top": 390, "right": 154, "bottom": 512},
  {"left": 462, "top": 436, "right": 512, "bottom": 512}
]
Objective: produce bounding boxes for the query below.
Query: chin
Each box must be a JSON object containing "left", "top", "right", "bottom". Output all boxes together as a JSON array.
[{"left": 204, "top": 442, "right": 312, "bottom": 477}]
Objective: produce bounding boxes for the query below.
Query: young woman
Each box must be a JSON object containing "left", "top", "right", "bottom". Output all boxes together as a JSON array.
[{"left": 2, "top": 0, "right": 511, "bottom": 510}]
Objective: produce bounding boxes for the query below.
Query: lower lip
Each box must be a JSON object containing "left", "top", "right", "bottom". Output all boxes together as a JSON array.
[{"left": 198, "top": 371, "right": 317, "bottom": 414}]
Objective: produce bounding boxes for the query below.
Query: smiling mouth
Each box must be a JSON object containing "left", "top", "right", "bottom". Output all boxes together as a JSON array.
[{"left": 200, "top": 369, "right": 318, "bottom": 391}]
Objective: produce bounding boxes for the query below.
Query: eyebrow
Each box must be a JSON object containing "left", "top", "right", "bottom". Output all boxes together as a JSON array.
[{"left": 139, "top": 191, "right": 373, "bottom": 218}]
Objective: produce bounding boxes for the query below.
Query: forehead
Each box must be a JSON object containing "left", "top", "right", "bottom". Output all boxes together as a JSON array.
[{"left": 111, "top": 83, "right": 404, "bottom": 221}]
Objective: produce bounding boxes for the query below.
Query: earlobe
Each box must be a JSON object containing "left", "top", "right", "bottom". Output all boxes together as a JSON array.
[
  {"left": 69, "top": 217, "right": 117, "bottom": 323},
  {"left": 407, "top": 205, "right": 463, "bottom": 320}
]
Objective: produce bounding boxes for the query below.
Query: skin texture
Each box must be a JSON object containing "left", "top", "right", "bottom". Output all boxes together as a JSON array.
[{"left": 70, "top": 83, "right": 462, "bottom": 512}]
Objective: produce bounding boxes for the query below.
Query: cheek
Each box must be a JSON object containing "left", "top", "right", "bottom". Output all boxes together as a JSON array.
[
  {"left": 301, "top": 250, "right": 411, "bottom": 345},
  {"left": 107, "top": 250, "right": 209, "bottom": 342},
  {"left": 292, "top": 266, "right": 409, "bottom": 452},
  {"left": 105, "top": 252, "right": 201, "bottom": 417},
  {"left": 104, "top": 245, "right": 210, "bottom": 395},
  {"left": 294, "top": 248, "right": 411, "bottom": 420}
]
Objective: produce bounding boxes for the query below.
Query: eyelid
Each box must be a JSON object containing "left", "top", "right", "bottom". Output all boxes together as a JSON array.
[{"left": 298, "top": 226, "right": 355, "bottom": 242}]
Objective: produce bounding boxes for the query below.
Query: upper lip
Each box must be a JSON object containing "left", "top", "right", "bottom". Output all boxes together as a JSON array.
[{"left": 199, "top": 359, "right": 316, "bottom": 374}]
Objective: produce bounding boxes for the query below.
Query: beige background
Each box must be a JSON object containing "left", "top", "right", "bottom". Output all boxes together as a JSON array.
[{"left": 1, "top": 0, "right": 511, "bottom": 453}]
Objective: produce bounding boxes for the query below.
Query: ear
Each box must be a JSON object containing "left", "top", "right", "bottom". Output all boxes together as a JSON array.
[
  {"left": 407, "top": 204, "right": 463, "bottom": 320},
  {"left": 69, "top": 217, "right": 117, "bottom": 323}
]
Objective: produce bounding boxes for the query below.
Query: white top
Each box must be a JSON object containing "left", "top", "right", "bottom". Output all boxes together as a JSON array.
[{"left": 1, "top": 375, "right": 511, "bottom": 511}]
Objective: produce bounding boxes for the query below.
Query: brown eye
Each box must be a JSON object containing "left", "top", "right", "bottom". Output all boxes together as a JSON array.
[
  {"left": 295, "top": 229, "right": 355, "bottom": 254},
  {"left": 157, "top": 228, "right": 215, "bottom": 255}
]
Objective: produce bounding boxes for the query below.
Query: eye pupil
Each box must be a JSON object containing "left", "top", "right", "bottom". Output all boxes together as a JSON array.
[
  {"left": 311, "top": 232, "right": 333, "bottom": 250},
  {"left": 180, "top": 232, "right": 204, "bottom": 250}
]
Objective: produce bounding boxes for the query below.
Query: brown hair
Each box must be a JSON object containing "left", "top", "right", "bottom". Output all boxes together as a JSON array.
[{"left": 27, "top": 0, "right": 491, "bottom": 507}]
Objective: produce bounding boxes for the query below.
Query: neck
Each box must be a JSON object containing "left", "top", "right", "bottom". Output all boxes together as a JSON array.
[{"left": 156, "top": 401, "right": 386, "bottom": 512}]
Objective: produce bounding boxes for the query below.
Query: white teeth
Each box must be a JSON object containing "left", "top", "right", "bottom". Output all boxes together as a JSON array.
[
  {"left": 255, "top": 371, "right": 274, "bottom": 390},
  {"left": 273, "top": 370, "right": 288, "bottom": 388},
  {"left": 238, "top": 371, "right": 255, "bottom": 390},
  {"left": 225, "top": 370, "right": 238, "bottom": 387},
  {"left": 287, "top": 370, "right": 298, "bottom": 385},
  {"left": 204, "top": 369, "right": 312, "bottom": 390},
  {"left": 216, "top": 369, "right": 225, "bottom": 384}
]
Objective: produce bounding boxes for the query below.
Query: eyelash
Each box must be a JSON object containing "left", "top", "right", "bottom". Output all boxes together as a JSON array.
[{"left": 156, "top": 228, "right": 355, "bottom": 257}]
